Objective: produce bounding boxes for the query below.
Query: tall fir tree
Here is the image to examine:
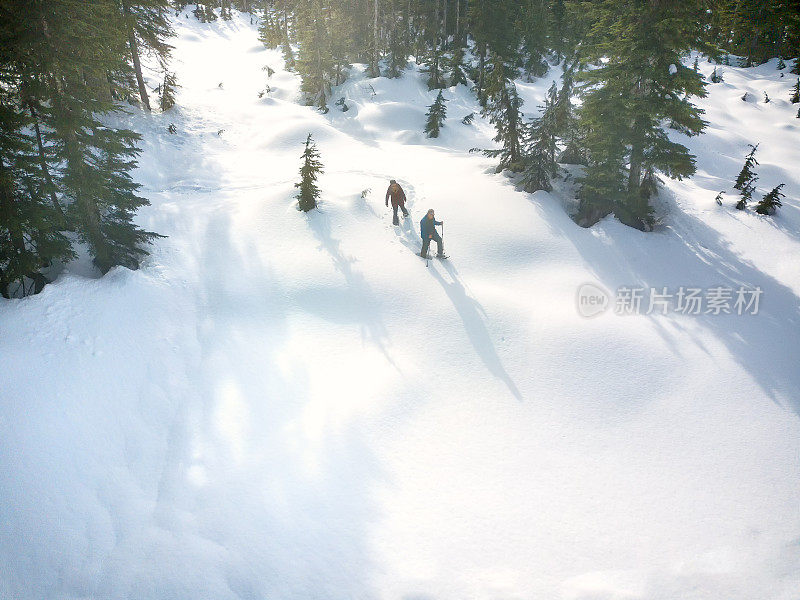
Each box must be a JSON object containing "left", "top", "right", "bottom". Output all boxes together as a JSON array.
[
  {"left": 295, "top": 0, "right": 334, "bottom": 111},
  {"left": 448, "top": 43, "right": 469, "bottom": 86},
  {"left": 0, "top": 82, "right": 73, "bottom": 297},
  {"left": 5, "top": 0, "right": 161, "bottom": 276},
  {"left": 119, "top": 0, "right": 175, "bottom": 112},
  {"left": 520, "top": 82, "right": 559, "bottom": 193},
  {"left": 572, "top": 0, "right": 709, "bottom": 231},
  {"left": 424, "top": 90, "right": 447, "bottom": 137},
  {"left": 295, "top": 133, "right": 323, "bottom": 212},
  {"left": 421, "top": 45, "right": 447, "bottom": 90},
  {"left": 480, "top": 56, "right": 525, "bottom": 172},
  {"left": 553, "top": 65, "right": 585, "bottom": 165}
]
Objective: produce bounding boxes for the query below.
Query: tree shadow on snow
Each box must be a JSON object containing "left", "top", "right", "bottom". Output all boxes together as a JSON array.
[
  {"left": 305, "top": 208, "right": 398, "bottom": 369},
  {"left": 533, "top": 189, "right": 800, "bottom": 417},
  {"left": 134, "top": 209, "right": 386, "bottom": 600}
]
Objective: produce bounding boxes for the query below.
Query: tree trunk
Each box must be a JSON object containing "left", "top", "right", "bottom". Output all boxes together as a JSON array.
[
  {"left": 628, "top": 143, "right": 643, "bottom": 196},
  {"left": 121, "top": 0, "right": 151, "bottom": 111},
  {"left": 455, "top": 0, "right": 460, "bottom": 44},
  {"left": 26, "top": 100, "right": 67, "bottom": 223},
  {"left": 477, "top": 44, "right": 486, "bottom": 103},
  {"left": 442, "top": 0, "right": 447, "bottom": 46},
  {"left": 372, "top": 0, "right": 379, "bottom": 77}
]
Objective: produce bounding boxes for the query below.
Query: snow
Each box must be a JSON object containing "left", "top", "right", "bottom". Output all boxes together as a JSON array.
[{"left": 2, "top": 12, "right": 800, "bottom": 600}]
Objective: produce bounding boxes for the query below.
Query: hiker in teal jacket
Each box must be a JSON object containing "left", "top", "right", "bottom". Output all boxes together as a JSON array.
[{"left": 420, "top": 209, "right": 444, "bottom": 257}]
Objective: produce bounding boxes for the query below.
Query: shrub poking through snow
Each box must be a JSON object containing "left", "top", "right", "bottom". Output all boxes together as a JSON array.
[
  {"left": 715, "top": 191, "right": 724, "bottom": 205},
  {"left": 763, "top": 91, "right": 770, "bottom": 103},
  {"left": 335, "top": 97, "right": 349, "bottom": 112},
  {"left": 295, "top": 134, "right": 323, "bottom": 212},
  {"left": 755, "top": 183, "right": 785, "bottom": 215},
  {"left": 734, "top": 144, "right": 759, "bottom": 210},
  {"left": 461, "top": 112, "right": 475, "bottom": 125},
  {"left": 424, "top": 91, "right": 447, "bottom": 138}
]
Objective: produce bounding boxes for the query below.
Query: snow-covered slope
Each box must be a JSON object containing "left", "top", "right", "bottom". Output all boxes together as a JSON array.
[{"left": 2, "top": 11, "right": 799, "bottom": 600}]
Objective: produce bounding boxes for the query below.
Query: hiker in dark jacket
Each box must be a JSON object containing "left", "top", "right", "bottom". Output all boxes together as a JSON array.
[
  {"left": 420, "top": 209, "right": 444, "bottom": 257},
  {"left": 385, "top": 179, "right": 409, "bottom": 225}
]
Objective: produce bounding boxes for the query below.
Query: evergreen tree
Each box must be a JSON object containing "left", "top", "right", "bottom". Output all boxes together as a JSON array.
[
  {"left": 519, "top": 0, "right": 549, "bottom": 81},
  {"left": 160, "top": 72, "right": 178, "bottom": 111},
  {"left": 755, "top": 183, "right": 785, "bottom": 215},
  {"left": 424, "top": 90, "right": 447, "bottom": 137},
  {"left": 12, "top": 0, "right": 161, "bottom": 274},
  {"left": 0, "top": 85, "right": 73, "bottom": 297},
  {"left": 258, "top": 7, "right": 285, "bottom": 48},
  {"left": 448, "top": 44, "right": 469, "bottom": 87},
  {"left": 791, "top": 78, "right": 800, "bottom": 103},
  {"left": 520, "top": 83, "right": 559, "bottom": 193},
  {"left": 733, "top": 143, "right": 759, "bottom": 210},
  {"left": 553, "top": 65, "right": 585, "bottom": 165},
  {"left": 479, "top": 56, "right": 525, "bottom": 173},
  {"left": 710, "top": 66, "right": 723, "bottom": 83},
  {"left": 384, "top": 0, "right": 410, "bottom": 78},
  {"left": 572, "top": 0, "right": 709, "bottom": 231},
  {"left": 295, "top": 133, "right": 323, "bottom": 212},
  {"left": 421, "top": 45, "right": 447, "bottom": 90},
  {"left": 295, "top": 0, "right": 334, "bottom": 111}
]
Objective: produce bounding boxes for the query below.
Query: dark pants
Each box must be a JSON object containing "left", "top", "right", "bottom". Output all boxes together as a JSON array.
[
  {"left": 392, "top": 204, "right": 409, "bottom": 225},
  {"left": 421, "top": 233, "right": 443, "bottom": 257}
]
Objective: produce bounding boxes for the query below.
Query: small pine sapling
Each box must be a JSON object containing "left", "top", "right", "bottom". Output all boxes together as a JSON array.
[
  {"left": 791, "top": 79, "right": 799, "bottom": 103},
  {"left": 710, "top": 67, "right": 723, "bottom": 83},
  {"left": 763, "top": 91, "right": 770, "bottom": 103},
  {"left": 733, "top": 144, "right": 759, "bottom": 210},
  {"left": 755, "top": 183, "right": 785, "bottom": 215},
  {"left": 461, "top": 113, "right": 475, "bottom": 125},
  {"left": 160, "top": 72, "right": 178, "bottom": 111},
  {"left": 777, "top": 57, "right": 786, "bottom": 70},
  {"left": 295, "top": 134, "right": 324, "bottom": 212}
]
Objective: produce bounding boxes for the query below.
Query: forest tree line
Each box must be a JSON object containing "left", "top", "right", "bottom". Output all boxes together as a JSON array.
[{"left": 1, "top": 0, "right": 798, "bottom": 297}]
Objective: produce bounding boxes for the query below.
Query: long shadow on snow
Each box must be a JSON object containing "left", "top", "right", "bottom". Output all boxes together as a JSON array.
[
  {"left": 147, "top": 209, "right": 385, "bottom": 599},
  {"left": 533, "top": 188, "right": 800, "bottom": 416},
  {"left": 393, "top": 213, "right": 523, "bottom": 401},
  {"left": 306, "top": 208, "right": 398, "bottom": 369}
]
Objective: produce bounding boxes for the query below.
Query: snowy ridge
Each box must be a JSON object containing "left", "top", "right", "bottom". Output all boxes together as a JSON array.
[{"left": 1, "top": 11, "right": 799, "bottom": 600}]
